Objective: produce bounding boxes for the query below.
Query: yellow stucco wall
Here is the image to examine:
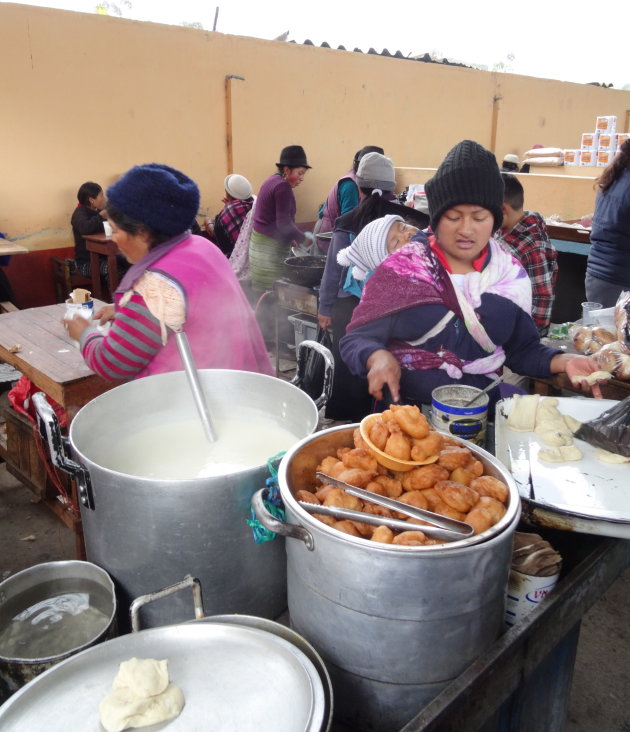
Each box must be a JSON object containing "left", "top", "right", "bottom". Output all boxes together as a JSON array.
[{"left": 1, "top": 2, "right": 629, "bottom": 252}]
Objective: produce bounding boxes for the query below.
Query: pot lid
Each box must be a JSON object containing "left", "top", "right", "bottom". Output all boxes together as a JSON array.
[{"left": 0, "top": 623, "right": 325, "bottom": 731}]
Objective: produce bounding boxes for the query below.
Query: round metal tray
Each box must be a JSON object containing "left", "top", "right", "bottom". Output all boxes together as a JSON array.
[{"left": 0, "top": 623, "right": 326, "bottom": 731}]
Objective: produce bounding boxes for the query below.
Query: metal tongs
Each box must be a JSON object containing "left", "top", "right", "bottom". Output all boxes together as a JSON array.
[{"left": 312, "top": 472, "right": 474, "bottom": 541}]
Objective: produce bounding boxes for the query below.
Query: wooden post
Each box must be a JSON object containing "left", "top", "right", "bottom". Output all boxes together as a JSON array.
[
  {"left": 489, "top": 94, "right": 502, "bottom": 154},
  {"left": 225, "top": 75, "right": 245, "bottom": 175}
]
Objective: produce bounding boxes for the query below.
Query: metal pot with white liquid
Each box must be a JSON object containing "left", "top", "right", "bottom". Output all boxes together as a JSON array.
[{"left": 33, "top": 369, "right": 321, "bottom": 630}]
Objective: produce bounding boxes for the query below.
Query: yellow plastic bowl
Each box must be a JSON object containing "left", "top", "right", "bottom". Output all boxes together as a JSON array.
[{"left": 359, "top": 413, "right": 439, "bottom": 473}]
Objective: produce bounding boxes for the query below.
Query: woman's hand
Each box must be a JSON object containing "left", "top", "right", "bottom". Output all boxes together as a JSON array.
[
  {"left": 94, "top": 304, "right": 115, "bottom": 325},
  {"left": 551, "top": 353, "right": 607, "bottom": 398},
  {"left": 65, "top": 315, "right": 91, "bottom": 342},
  {"left": 318, "top": 314, "right": 332, "bottom": 331},
  {"left": 366, "top": 349, "right": 401, "bottom": 402}
]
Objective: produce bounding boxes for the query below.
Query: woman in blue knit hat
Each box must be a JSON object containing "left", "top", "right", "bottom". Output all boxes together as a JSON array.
[
  {"left": 66, "top": 163, "right": 273, "bottom": 380},
  {"left": 339, "top": 140, "right": 604, "bottom": 408}
]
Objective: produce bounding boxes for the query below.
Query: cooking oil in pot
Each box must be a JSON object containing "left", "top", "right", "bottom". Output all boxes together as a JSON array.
[
  {"left": 0, "top": 581, "right": 113, "bottom": 661},
  {"left": 101, "top": 416, "right": 301, "bottom": 479}
]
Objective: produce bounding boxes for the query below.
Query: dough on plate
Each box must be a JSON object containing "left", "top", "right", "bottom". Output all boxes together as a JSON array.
[
  {"left": 563, "top": 414, "right": 582, "bottom": 434},
  {"left": 534, "top": 422, "right": 574, "bottom": 447},
  {"left": 99, "top": 657, "right": 185, "bottom": 732},
  {"left": 596, "top": 448, "right": 630, "bottom": 464},
  {"left": 506, "top": 394, "right": 540, "bottom": 432},
  {"left": 538, "top": 445, "right": 583, "bottom": 463}
]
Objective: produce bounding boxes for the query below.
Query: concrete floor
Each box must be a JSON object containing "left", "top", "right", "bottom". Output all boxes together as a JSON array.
[{"left": 1, "top": 463, "right": 629, "bottom": 729}]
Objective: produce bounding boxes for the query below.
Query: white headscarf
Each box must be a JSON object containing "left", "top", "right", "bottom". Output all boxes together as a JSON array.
[{"left": 337, "top": 214, "right": 403, "bottom": 280}]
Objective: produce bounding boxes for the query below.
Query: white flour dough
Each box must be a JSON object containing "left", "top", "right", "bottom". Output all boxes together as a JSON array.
[
  {"left": 539, "top": 445, "right": 583, "bottom": 463},
  {"left": 99, "top": 658, "right": 185, "bottom": 732}
]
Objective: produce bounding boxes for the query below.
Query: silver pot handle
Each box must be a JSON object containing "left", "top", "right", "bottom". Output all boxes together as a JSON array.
[
  {"left": 129, "top": 575, "right": 205, "bottom": 632},
  {"left": 292, "top": 339, "right": 334, "bottom": 409},
  {"left": 251, "top": 489, "right": 314, "bottom": 551},
  {"left": 32, "top": 391, "right": 95, "bottom": 510}
]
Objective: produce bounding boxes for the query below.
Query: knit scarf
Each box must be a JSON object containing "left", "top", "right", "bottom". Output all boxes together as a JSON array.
[{"left": 347, "top": 236, "right": 532, "bottom": 379}]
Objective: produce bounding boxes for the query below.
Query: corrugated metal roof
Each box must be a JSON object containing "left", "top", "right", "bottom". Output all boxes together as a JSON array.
[{"left": 294, "top": 39, "right": 470, "bottom": 68}]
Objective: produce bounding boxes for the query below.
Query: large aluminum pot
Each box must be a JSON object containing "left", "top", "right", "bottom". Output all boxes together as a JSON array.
[
  {"left": 34, "top": 370, "right": 319, "bottom": 630},
  {"left": 0, "top": 561, "right": 116, "bottom": 704},
  {"left": 254, "top": 424, "right": 521, "bottom": 731},
  {"left": 0, "top": 617, "right": 329, "bottom": 731}
]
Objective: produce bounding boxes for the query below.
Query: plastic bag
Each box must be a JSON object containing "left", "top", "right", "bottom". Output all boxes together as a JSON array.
[
  {"left": 575, "top": 396, "right": 630, "bottom": 457},
  {"left": 8, "top": 375, "right": 67, "bottom": 429},
  {"left": 301, "top": 328, "right": 332, "bottom": 400}
]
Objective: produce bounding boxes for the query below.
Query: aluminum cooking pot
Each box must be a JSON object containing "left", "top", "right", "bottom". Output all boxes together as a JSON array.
[
  {"left": 254, "top": 425, "right": 521, "bottom": 731},
  {"left": 33, "top": 369, "right": 321, "bottom": 630},
  {"left": 0, "top": 561, "right": 116, "bottom": 704}
]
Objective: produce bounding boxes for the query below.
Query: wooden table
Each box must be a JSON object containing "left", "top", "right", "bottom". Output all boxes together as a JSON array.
[
  {"left": 531, "top": 372, "right": 630, "bottom": 401},
  {"left": 83, "top": 233, "right": 120, "bottom": 300},
  {"left": 0, "top": 303, "right": 117, "bottom": 553},
  {"left": 0, "top": 239, "right": 29, "bottom": 256},
  {"left": 546, "top": 223, "right": 591, "bottom": 245}
]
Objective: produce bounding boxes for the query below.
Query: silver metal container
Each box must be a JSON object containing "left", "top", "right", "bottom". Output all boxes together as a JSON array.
[
  {"left": 255, "top": 425, "right": 520, "bottom": 731},
  {"left": 0, "top": 561, "right": 116, "bottom": 703},
  {"left": 34, "top": 370, "right": 319, "bottom": 629}
]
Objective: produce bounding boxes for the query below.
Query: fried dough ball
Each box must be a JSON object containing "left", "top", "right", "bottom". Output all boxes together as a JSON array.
[
  {"left": 315, "top": 484, "right": 336, "bottom": 502},
  {"left": 470, "top": 476, "right": 509, "bottom": 503},
  {"left": 398, "top": 490, "right": 429, "bottom": 511},
  {"left": 434, "top": 480, "right": 479, "bottom": 513},
  {"left": 337, "top": 468, "right": 377, "bottom": 488},
  {"left": 468, "top": 459, "right": 484, "bottom": 477},
  {"left": 477, "top": 496, "right": 506, "bottom": 523},
  {"left": 368, "top": 420, "right": 389, "bottom": 451},
  {"left": 333, "top": 520, "right": 363, "bottom": 537},
  {"left": 393, "top": 530, "right": 428, "bottom": 546},
  {"left": 314, "top": 514, "right": 336, "bottom": 527},
  {"left": 353, "top": 428, "right": 369, "bottom": 450},
  {"left": 296, "top": 490, "right": 320, "bottom": 505},
  {"left": 390, "top": 404, "right": 430, "bottom": 438},
  {"left": 449, "top": 466, "right": 474, "bottom": 485},
  {"left": 380, "top": 409, "right": 394, "bottom": 422},
  {"left": 350, "top": 520, "right": 374, "bottom": 537},
  {"left": 465, "top": 507, "right": 494, "bottom": 535},
  {"left": 402, "top": 464, "right": 449, "bottom": 492},
  {"left": 433, "top": 500, "right": 467, "bottom": 522},
  {"left": 371, "top": 526, "right": 395, "bottom": 544},
  {"left": 323, "top": 488, "right": 363, "bottom": 512},
  {"left": 437, "top": 446, "right": 474, "bottom": 471},
  {"left": 336, "top": 447, "right": 352, "bottom": 460},
  {"left": 410, "top": 431, "right": 444, "bottom": 461},
  {"left": 384, "top": 426, "right": 412, "bottom": 461},
  {"left": 362, "top": 501, "right": 395, "bottom": 519},
  {"left": 420, "top": 487, "right": 441, "bottom": 511},
  {"left": 342, "top": 448, "right": 378, "bottom": 472},
  {"left": 374, "top": 474, "right": 403, "bottom": 498},
  {"left": 365, "top": 481, "right": 388, "bottom": 497},
  {"left": 316, "top": 456, "right": 342, "bottom": 477}
]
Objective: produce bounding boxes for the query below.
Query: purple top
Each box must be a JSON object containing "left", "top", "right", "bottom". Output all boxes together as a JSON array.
[{"left": 253, "top": 174, "right": 305, "bottom": 243}]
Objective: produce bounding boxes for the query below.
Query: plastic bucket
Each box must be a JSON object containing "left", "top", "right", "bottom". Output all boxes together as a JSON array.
[{"left": 430, "top": 385, "right": 489, "bottom": 445}]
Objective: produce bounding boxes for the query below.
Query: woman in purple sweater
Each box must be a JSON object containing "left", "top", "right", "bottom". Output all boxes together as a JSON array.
[
  {"left": 340, "top": 140, "right": 603, "bottom": 408},
  {"left": 249, "top": 145, "right": 311, "bottom": 291}
]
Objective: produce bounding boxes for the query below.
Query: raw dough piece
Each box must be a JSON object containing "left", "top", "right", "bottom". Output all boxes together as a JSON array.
[
  {"left": 570, "top": 370, "right": 613, "bottom": 387},
  {"left": 99, "top": 657, "right": 185, "bottom": 732},
  {"left": 538, "top": 445, "right": 583, "bottom": 463},
  {"left": 506, "top": 394, "right": 540, "bottom": 432},
  {"left": 534, "top": 422, "right": 573, "bottom": 447},
  {"left": 596, "top": 448, "right": 630, "bottom": 464},
  {"left": 113, "top": 658, "right": 169, "bottom": 697},
  {"left": 536, "top": 399, "right": 563, "bottom": 425},
  {"left": 563, "top": 414, "right": 582, "bottom": 434}
]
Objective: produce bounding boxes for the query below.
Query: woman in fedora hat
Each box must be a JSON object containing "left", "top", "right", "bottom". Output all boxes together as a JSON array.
[{"left": 249, "top": 145, "right": 311, "bottom": 291}]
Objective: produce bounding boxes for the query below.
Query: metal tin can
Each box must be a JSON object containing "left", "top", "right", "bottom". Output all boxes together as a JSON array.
[{"left": 430, "top": 385, "right": 489, "bottom": 445}]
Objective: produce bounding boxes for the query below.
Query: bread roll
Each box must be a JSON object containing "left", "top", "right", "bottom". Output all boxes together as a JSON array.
[{"left": 569, "top": 325, "right": 592, "bottom": 353}]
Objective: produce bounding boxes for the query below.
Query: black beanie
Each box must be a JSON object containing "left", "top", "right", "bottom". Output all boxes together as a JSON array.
[
  {"left": 425, "top": 140, "right": 504, "bottom": 232},
  {"left": 107, "top": 163, "right": 200, "bottom": 236}
]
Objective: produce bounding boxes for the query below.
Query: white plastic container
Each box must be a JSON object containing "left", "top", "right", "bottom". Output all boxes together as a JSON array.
[
  {"left": 596, "top": 115, "right": 617, "bottom": 134},
  {"left": 563, "top": 149, "right": 581, "bottom": 166},
  {"left": 598, "top": 133, "right": 617, "bottom": 152},
  {"left": 580, "top": 132, "right": 599, "bottom": 151},
  {"left": 579, "top": 149, "right": 597, "bottom": 167}
]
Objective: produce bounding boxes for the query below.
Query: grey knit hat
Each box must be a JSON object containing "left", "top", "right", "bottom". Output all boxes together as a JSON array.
[
  {"left": 107, "top": 163, "right": 200, "bottom": 236},
  {"left": 425, "top": 140, "right": 504, "bottom": 232},
  {"left": 356, "top": 152, "right": 396, "bottom": 191}
]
